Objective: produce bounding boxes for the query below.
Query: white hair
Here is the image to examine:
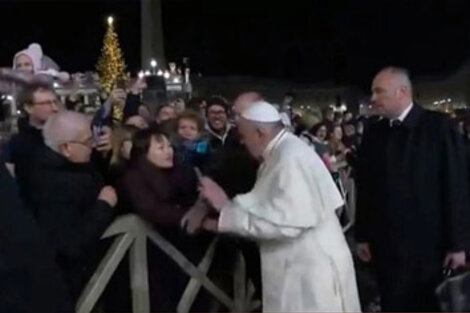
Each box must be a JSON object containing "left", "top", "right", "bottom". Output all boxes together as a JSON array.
[
  {"left": 43, "top": 111, "right": 90, "bottom": 152},
  {"left": 379, "top": 66, "right": 413, "bottom": 91}
]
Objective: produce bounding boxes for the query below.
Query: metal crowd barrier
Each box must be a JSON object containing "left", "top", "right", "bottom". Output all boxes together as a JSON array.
[
  {"left": 75, "top": 214, "right": 261, "bottom": 313},
  {"left": 335, "top": 164, "right": 356, "bottom": 233},
  {"left": 341, "top": 176, "right": 356, "bottom": 232}
]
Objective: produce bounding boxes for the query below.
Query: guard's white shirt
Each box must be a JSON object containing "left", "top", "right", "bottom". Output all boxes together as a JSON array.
[{"left": 390, "top": 102, "right": 413, "bottom": 126}]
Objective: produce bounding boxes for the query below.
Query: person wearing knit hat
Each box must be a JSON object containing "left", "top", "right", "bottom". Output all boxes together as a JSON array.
[
  {"left": 1, "top": 44, "right": 67, "bottom": 118},
  {"left": 205, "top": 95, "right": 230, "bottom": 130},
  {"left": 205, "top": 96, "right": 238, "bottom": 153},
  {"left": 203, "top": 93, "right": 259, "bottom": 196},
  {"left": 198, "top": 100, "right": 360, "bottom": 312},
  {"left": 13, "top": 43, "right": 70, "bottom": 82},
  {"left": 13, "top": 43, "right": 43, "bottom": 74},
  {"left": 205, "top": 95, "right": 229, "bottom": 115}
]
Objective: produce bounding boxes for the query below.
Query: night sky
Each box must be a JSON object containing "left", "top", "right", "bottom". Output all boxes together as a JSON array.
[{"left": 1, "top": 0, "right": 470, "bottom": 88}]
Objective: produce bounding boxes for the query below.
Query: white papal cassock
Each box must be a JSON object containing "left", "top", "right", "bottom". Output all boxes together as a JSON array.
[{"left": 218, "top": 129, "right": 361, "bottom": 312}]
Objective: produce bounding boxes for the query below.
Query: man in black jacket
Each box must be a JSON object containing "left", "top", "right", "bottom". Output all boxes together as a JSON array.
[
  {"left": 3, "top": 85, "right": 60, "bottom": 200},
  {"left": 0, "top": 162, "right": 72, "bottom": 313},
  {"left": 205, "top": 96, "right": 240, "bottom": 155},
  {"left": 27, "top": 111, "right": 117, "bottom": 301},
  {"left": 204, "top": 95, "right": 258, "bottom": 197},
  {"left": 3, "top": 85, "right": 114, "bottom": 213},
  {"left": 204, "top": 93, "right": 262, "bottom": 303},
  {"left": 356, "top": 67, "right": 470, "bottom": 311}
]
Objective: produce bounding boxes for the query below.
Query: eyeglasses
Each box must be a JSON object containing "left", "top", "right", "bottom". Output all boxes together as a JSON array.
[{"left": 33, "top": 99, "right": 62, "bottom": 107}]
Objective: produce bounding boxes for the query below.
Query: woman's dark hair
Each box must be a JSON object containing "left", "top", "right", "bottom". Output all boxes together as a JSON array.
[
  {"left": 334, "top": 112, "right": 343, "bottom": 121},
  {"left": 309, "top": 122, "right": 326, "bottom": 136},
  {"left": 327, "top": 124, "right": 343, "bottom": 140},
  {"left": 155, "top": 104, "right": 174, "bottom": 118},
  {"left": 343, "top": 123, "right": 356, "bottom": 130},
  {"left": 111, "top": 125, "right": 139, "bottom": 166},
  {"left": 130, "top": 127, "right": 169, "bottom": 162}
]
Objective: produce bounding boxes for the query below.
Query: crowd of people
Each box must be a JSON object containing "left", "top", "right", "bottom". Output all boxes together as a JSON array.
[{"left": 1, "top": 43, "right": 470, "bottom": 313}]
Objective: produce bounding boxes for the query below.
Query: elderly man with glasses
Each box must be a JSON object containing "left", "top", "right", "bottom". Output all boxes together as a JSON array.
[
  {"left": 2, "top": 84, "right": 113, "bottom": 207},
  {"left": 25, "top": 111, "right": 117, "bottom": 301}
]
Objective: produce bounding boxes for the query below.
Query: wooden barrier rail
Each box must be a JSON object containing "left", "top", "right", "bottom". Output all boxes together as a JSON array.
[{"left": 75, "top": 214, "right": 261, "bottom": 313}]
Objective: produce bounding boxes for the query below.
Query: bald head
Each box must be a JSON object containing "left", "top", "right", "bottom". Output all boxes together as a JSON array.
[
  {"left": 233, "top": 92, "right": 263, "bottom": 116},
  {"left": 43, "top": 111, "right": 91, "bottom": 153},
  {"left": 371, "top": 66, "right": 413, "bottom": 118},
  {"left": 375, "top": 67, "right": 412, "bottom": 90}
]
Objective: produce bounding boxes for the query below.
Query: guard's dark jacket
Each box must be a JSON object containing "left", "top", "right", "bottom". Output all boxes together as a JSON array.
[{"left": 356, "top": 105, "right": 470, "bottom": 311}]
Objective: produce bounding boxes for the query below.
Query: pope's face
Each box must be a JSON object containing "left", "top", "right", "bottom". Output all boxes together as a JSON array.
[{"left": 237, "top": 118, "right": 264, "bottom": 160}]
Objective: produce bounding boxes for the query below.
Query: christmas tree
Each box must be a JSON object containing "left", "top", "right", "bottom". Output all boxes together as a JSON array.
[{"left": 96, "top": 16, "right": 127, "bottom": 122}]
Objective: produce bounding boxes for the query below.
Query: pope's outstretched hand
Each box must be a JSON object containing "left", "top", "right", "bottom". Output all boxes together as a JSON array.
[{"left": 199, "top": 177, "right": 229, "bottom": 211}]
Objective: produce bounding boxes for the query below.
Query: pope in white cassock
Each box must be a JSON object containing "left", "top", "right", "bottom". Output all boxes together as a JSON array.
[{"left": 199, "top": 101, "right": 361, "bottom": 312}]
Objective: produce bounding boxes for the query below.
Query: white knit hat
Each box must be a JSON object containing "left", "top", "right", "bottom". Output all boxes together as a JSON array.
[
  {"left": 13, "top": 43, "right": 43, "bottom": 73},
  {"left": 13, "top": 43, "right": 70, "bottom": 82}
]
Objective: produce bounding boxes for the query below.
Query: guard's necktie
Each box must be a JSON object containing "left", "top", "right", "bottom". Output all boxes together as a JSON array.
[{"left": 390, "top": 119, "right": 402, "bottom": 128}]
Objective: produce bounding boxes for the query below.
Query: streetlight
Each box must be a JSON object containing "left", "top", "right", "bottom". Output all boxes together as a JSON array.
[
  {"left": 157, "top": 70, "right": 163, "bottom": 76},
  {"left": 150, "top": 59, "right": 157, "bottom": 74},
  {"left": 138, "top": 71, "right": 144, "bottom": 79},
  {"left": 107, "top": 16, "right": 114, "bottom": 26},
  {"left": 164, "top": 71, "right": 170, "bottom": 79},
  {"left": 144, "top": 70, "right": 151, "bottom": 76},
  {"left": 173, "top": 77, "right": 180, "bottom": 84}
]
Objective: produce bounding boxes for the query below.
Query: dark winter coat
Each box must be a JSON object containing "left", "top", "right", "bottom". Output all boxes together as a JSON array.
[
  {"left": 0, "top": 163, "right": 73, "bottom": 313},
  {"left": 26, "top": 146, "right": 114, "bottom": 300},
  {"left": 356, "top": 105, "right": 470, "bottom": 311}
]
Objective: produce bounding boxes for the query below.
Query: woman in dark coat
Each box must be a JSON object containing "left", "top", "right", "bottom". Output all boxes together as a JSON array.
[{"left": 120, "top": 127, "right": 212, "bottom": 312}]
